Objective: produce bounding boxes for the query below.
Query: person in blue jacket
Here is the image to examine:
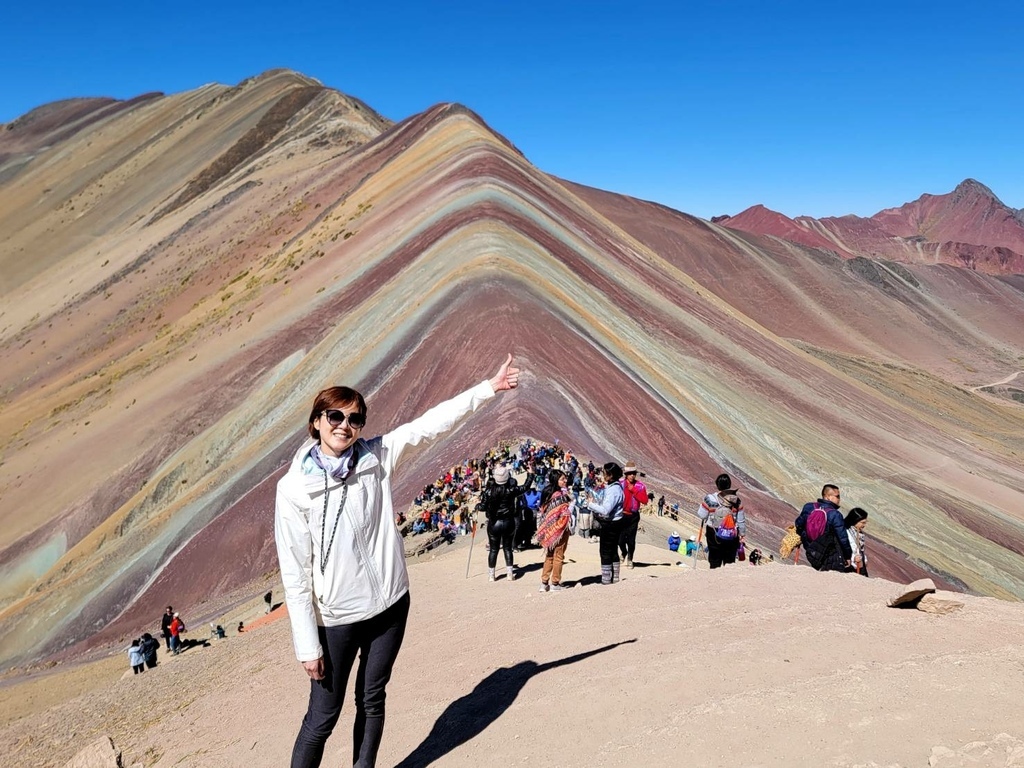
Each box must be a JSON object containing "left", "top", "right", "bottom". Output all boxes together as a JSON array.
[
  {"left": 667, "top": 532, "right": 682, "bottom": 552},
  {"left": 794, "top": 484, "right": 851, "bottom": 571}
]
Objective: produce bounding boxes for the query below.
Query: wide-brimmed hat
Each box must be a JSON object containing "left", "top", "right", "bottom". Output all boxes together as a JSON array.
[
  {"left": 719, "top": 493, "right": 741, "bottom": 509},
  {"left": 492, "top": 465, "right": 510, "bottom": 484},
  {"left": 623, "top": 461, "right": 640, "bottom": 474}
]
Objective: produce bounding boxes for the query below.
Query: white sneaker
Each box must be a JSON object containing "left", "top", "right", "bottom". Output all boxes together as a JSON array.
[
  {"left": 549, "top": 584, "right": 565, "bottom": 592},
  {"left": 538, "top": 583, "right": 549, "bottom": 593}
]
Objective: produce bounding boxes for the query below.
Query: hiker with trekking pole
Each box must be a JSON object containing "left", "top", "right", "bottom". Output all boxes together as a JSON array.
[
  {"left": 696, "top": 473, "right": 746, "bottom": 569},
  {"left": 274, "top": 354, "right": 520, "bottom": 768}
]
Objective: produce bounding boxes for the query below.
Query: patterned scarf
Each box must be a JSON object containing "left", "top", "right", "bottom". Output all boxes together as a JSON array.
[{"left": 310, "top": 444, "right": 356, "bottom": 480}]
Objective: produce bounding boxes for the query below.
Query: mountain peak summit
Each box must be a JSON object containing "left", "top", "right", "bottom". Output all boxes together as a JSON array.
[{"left": 952, "top": 178, "right": 998, "bottom": 203}]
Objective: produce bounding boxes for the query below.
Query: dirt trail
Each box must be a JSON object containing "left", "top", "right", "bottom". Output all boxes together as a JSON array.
[
  {"left": 970, "top": 370, "right": 1023, "bottom": 391},
  {"left": 2, "top": 540, "right": 1023, "bottom": 767}
]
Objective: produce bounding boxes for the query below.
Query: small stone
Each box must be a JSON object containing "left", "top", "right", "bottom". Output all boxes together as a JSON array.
[
  {"left": 916, "top": 594, "right": 964, "bottom": 615},
  {"left": 61, "top": 735, "right": 121, "bottom": 768},
  {"left": 887, "top": 579, "right": 937, "bottom": 608}
]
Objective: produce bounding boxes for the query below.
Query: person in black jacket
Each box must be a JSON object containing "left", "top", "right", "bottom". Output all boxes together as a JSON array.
[
  {"left": 140, "top": 632, "right": 160, "bottom": 668},
  {"left": 160, "top": 605, "right": 174, "bottom": 651},
  {"left": 479, "top": 465, "right": 526, "bottom": 581},
  {"left": 795, "top": 484, "right": 851, "bottom": 572}
]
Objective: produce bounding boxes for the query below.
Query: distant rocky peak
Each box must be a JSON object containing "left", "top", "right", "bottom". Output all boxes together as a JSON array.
[{"left": 952, "top": 178, "right": 998, "bottom": 202}]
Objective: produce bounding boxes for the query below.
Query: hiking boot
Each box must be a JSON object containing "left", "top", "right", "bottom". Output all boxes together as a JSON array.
[
  {"left": 549, "top": 584, "right": 565, "bottom": 592},
  {"left": 612, "top": 562, "right": 621, "bottom": 583},
  {"left": 506, "top": 566, "right": 517, "bottom": 581},
  {"left": 538, "top": 583, "right": 549, "bottom": 593},
  {"left": 625, "top": 558, "right": 634, "bottom": 569},
  {"left": 488, "top": 568, "right": 496, "bottom": 582}
]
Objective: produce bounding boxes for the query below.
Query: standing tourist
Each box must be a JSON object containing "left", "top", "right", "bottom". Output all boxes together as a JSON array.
[
  {"left": 844, "top": 507, "right": 869, "bottom": 576},
  {"left": 479, "top": 465, "right": 525, "bottom": 582},
  {"left": 697, "top": 474, "right": 746, "bottom": 569},
  {"left": 536, "top": 470, "right": 573, "bottom": 592},
  {"left": 795, "top": 484, "right": 851, "bottom": 572},
  {"left": 585, "top": 463, "right": 626, "bottom": 585},
  {"left": 127, "top": 639, "right": 145, "bottom": 675},
  {"left": 275, "top": 355, "right": 520, "bottom": 768},
  {"left": 617, "top": 461, "right": 649, "bottom": 568},
  {"left": 160, "top": 605, "right": 174, "bottom": 651}
]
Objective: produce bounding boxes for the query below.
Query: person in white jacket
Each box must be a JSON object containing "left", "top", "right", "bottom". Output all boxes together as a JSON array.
[{"left": 276, "top": 355, "right": 520, "bottom": 768}]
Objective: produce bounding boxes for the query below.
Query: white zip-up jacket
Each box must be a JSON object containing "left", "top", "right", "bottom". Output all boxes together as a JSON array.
[{"left": 275, "top": 380, "right": 496, "bottom": 662}]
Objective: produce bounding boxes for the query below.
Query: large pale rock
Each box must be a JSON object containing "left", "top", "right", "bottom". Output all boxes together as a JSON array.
[
  {"left": 887, "top": 578, "right": 937, "bottom": 608},
  {"left": 61, "top": 735, "right": 121, "bottom": 768},
  {"left": 917, "top": 593, "right": 965, "bottom": 615}
]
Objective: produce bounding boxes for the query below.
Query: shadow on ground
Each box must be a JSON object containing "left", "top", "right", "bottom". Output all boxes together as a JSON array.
[{"left": 394, "top": 639, "right": 637, "bottom": 767}]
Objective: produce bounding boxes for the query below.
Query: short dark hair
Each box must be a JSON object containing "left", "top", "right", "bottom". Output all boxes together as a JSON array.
[
  {"left": 715, "top": 473, "right": 732, "bottom": 492},
  {"left": 822, "top": 484, "right": 840, "bottom": 498},
  {"left": 603, "top": 462, "right": 623, "bottom": 483},
  {"left": 308, "top": 386, "right": 367, "bottom": 440}
]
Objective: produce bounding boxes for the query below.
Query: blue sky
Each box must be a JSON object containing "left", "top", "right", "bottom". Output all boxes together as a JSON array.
[{"left": 2, "top": 1, "right": 1021, "bottom": 218}]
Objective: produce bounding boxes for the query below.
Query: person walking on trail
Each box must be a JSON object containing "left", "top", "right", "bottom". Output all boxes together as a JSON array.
[
  {"left": 585, "top": 462, "right": 626, "bottom": 585},
  {"left": 697, "top": 473, "right": 746, "bottom": 569},
  {"left": 844, "top": 507, "right": 869, "bottom": 576},
  {"left": 795, "top": 484, "right": 851, "bottom": 572},
  {"left": 275, "top": 355, "right": 520, "bottom": 768},
  {"left": 479, "top": 464, "right": 526, "bottom": 582},
  {"left": 160, "top": 606, "right": 174, "bottom": 651},
  {"left": 536, "top": 470, "right": 573, "bottom": 592},
  {"left": 617, "top": 461, "right": 649, "bottom": 568}
]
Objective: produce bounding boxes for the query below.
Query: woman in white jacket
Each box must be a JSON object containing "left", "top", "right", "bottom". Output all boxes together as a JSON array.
[{"left": 276, "top": 355, "right": 520, "bottom": 768}]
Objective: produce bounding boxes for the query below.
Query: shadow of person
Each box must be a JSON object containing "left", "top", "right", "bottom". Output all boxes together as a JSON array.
[{"left": 394, "top": 639, "right": 637, "bottom": 767}]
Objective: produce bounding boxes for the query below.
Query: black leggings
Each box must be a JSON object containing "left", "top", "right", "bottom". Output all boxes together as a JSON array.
[
  {"left": 705, "top": 526, "right": 739, "bottom": 569},
  {"left": 291, "top": 593, "right": 410, "bottom": 768},
  {"left": 487, "top": 517, "right": 515, "bottom": 568},
  {"left": 618, "top": 514, "right": 639, "bottom": 559},
  {"left": 599, "top": 519, "right": 624, "bottom": 565}
]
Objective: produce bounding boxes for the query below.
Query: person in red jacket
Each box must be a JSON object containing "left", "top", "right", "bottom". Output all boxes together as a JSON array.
[
  {"left": 169, "top": 612, "right": 186, "bottom": 655},
  {"left": 617, "top": 461, "right": 649, "bottom": 568}
]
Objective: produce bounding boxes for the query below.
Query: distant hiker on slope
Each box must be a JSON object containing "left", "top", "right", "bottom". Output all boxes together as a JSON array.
[
  {"left": 844, "top": 507, "right": 869, "bottom": 576},
  {"left": 169, "top": 612, "right": 186, "bottom": 654},
  {"left": 160, "top": 605, "right": 174, "bottom": 651},
  {"left": 794, "top": 484, "right": 851, "bottom": 572},
  {"left": 140, "top": 632, "right": 160, "bottom": 669},
  {"left": 697, "top": 474, "right": 746, "bottom": 569},
  {"left": 275, "top": 354, "right": 520, "bottom": 768},
  {"left": 479, "top": 464, "right": 526, "bottom": 582},
  {"left": 127, "top": 639, "right": 145, "bottom": 675},
  {"left": 584, "top": 462, "right": 626, "bottom": 585},
  {"left": 536, "top": 470, "right": 573, "bottom": 592},
  {"left": 617, "top": 461, "right": 649, "bottom": 569}
]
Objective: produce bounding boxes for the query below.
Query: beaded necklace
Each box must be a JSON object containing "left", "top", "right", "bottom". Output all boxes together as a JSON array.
[{"left": 319, "top": 471, "right": 349, "bottom": 578}]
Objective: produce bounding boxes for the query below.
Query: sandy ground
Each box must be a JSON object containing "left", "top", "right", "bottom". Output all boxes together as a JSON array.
[{"left": 3, "top": 535, "right": 1024, "bottom": 768}]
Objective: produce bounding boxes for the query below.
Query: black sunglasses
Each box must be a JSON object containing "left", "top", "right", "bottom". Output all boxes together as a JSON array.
[{"left": 323, "top": 409, "right": 366, "bottom": 429}]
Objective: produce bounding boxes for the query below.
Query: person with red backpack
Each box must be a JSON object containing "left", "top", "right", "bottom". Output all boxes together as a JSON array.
[
  {"left": 794, "top": 484, "right": 851, "bottom": 572},
  {"left": 696, "top": 473, "right": 746, "bottom": 568},
  {"left": 617, "top": 461, "right": 649, "bottom": 568}
]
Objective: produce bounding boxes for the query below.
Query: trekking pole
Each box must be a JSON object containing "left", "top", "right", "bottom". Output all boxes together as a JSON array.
[
  {"left": 465, "top": 515, "right": 478, "bottom": 579},
  {"left": 692, "top": 519, "right": 705, "bottom": 571}
]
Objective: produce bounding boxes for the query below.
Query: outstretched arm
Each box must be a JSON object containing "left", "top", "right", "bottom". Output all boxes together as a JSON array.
[{"left": 382, "top": 355, "right": 520, "bottom": 475}]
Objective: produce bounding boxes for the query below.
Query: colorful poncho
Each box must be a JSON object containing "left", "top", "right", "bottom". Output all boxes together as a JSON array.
[{"left": 536, "top": 490, "right": 572, "bottom": 550}]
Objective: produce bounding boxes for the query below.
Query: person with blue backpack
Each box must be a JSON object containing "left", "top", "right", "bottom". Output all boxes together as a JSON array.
[
  {"left": 696, "top": 473, "right": 746, "bottom": 568},
  {"left": 795, "top": 484, "right": 851, "bottom": 572}
]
